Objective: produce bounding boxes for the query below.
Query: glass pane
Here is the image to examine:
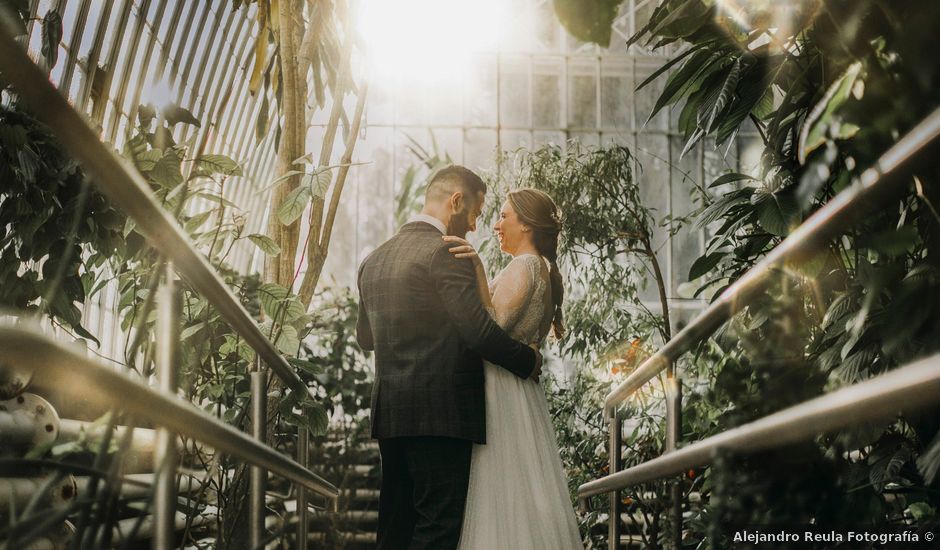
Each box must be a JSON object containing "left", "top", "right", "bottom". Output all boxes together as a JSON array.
[
  {"left": 464, "top": 128, "right": 498, "bottom": 168},
  {"left": 601, "top": 59, "right": 632, "bottom": 130},
  {"left": 670, "top": 135, "right": 702, "bottom": 294},
  {"left": 634, "top": 55, "right": 668, "bottom": 130},
  {"left": 567, "top": 59, "right": 597, "bottom": 129},
  {"left": 464, "top": 54, "right": 497, "bottom": 127},
  {"left": 498, "top": 56, "right": 530, "bottom": 128},
  {"left": 500, "top": 129, "right": 532, "bottom": 152},
  {"left": 532, "top": 58, "right": 562, "bottom": 128}
]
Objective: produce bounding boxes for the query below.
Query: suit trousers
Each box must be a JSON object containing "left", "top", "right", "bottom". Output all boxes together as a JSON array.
[{"left": 376, "top": 436, "right": 473, "bottom": 550}]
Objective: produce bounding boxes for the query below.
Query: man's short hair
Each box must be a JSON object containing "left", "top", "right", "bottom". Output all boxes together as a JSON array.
[{"left": 425, "top": 165, "right": 486, "bottom": 204}]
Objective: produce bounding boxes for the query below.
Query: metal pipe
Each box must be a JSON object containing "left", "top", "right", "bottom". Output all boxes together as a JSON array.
[
  {"left": 0, "top": 27, "right": 311, "bottom": 400},
  {"left": 602, "top": 106, "right": 940, "bottom": 417},
  {"left": 608, "top": 413, "right": 621, "bottom": 550},
  {"left": 112, "top": 512, "right": 209, "bottom": 544},
  {"left": 0, "top": 474, "right": 77, "bottom": 513},
  {"left": 74, "top": 472, "right": 206, "bottom": 500},
  {"left": 0, "top": 392, "right": 59, "bottom": 450},
  {"left": 296, "top": 426, "right": 309, "bottom": 550},
  {"left": 0, "top": 325, "right": 339, "bottom": 500},
  {"left": 665, "top": 370, "right": 682, "bottom": 549},
  {"left": 250, "top": 367, "right": 268, "bottom": 550},
  {"left": 0, "top": 362, "right": 32, "bottom": 399},
  {"left": 154, "top": 263, "right": 180, "bottom": 550},
  {"left": 579, "top": 352, "right": 940, "bottom": 498},
  {"left": 58, "top": 419, "right": 203, "bottom": 474}
]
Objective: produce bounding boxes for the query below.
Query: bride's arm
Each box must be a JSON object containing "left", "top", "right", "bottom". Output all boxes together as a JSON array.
[
  {"left": 488, "top": 257, "right": 536, "bottom": 331},
  {"left": 443, "top": 236, "right": 493, "bottom": 309}
]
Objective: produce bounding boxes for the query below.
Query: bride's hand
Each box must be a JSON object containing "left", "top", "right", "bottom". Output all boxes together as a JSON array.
[{"left": 443, "top": 236, "right": 482, "bottom": 266}]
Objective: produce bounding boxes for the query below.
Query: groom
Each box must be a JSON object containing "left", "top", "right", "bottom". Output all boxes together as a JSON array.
[{"left": 356, "top": 165, "right": 542, "bottom": 549}]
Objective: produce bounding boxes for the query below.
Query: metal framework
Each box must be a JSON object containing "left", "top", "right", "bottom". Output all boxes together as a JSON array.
[
  {"left": 577, "top": 106, "right": 940, "bottom": 549},
  {"left": 0, "top": 19, "right": 335, "bottom": 546}
]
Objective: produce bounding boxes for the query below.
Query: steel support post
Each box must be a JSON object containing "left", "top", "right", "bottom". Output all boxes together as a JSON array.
[
  {"left": 665, "top": 365, "right": 682, "bottom": 549},
  {"left": 296, "top": 426, "right": 309, "bottom": 550},
  {"left": 250, "top": 365, "right": 267, "bottom": 549},
  {"left": 608, "top": 412, "right": 622, "bottom": 550},
  {"left": 154, "top": 263, "right": 180, "bottom": 550}
]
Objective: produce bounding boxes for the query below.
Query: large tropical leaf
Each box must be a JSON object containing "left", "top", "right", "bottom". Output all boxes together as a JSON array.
[
  {"left": 552, "top": 0, "right": 624, "bottom": 47},
  {"left": 277, "top": 185, "right": 311, "bottom": 225},
  {"left": 798, "top": 62, "right": 863, "bottom": 163}
]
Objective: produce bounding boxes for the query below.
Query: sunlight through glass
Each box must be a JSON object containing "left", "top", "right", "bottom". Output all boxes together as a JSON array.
[
  {"left": 142, "top": 77, "right": 176, "bottom": 112},
  {"left": 358, "top": 0, "right": 507, "bottom": 85}
]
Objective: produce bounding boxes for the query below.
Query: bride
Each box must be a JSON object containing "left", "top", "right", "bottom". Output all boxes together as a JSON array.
[{"left": 443, "top": 188, "right": 583, "bottom": 549}]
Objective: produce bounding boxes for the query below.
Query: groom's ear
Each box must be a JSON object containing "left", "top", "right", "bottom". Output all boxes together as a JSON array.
[{"left": 449, "top": 191, "right": 464, "bottom": 212}]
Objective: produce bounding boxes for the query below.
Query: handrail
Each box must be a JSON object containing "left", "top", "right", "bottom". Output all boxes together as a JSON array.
[
  {"left": 603, "top": 106, "right": 940, "bottom": 417},
  {"left": 0, "top": 325, "right": 339, "bottom": 500},
  {"left": 0, "top": 24, "right": 306, "bottom": 397},
  {"left": 579, "top": 352, "right": 940, "bottom": 498}
]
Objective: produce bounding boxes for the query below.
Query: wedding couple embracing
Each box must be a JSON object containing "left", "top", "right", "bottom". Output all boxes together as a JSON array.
[{"left": 356, "top": 165, "right": 583, "bottom": 549}]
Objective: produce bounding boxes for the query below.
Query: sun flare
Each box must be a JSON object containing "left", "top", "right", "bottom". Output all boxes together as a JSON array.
[{"left": 358, "top": 0, "right": 508, "bottom": 85}]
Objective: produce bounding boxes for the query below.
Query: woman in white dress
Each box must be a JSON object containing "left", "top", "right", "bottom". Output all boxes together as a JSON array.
[{"left": 443, "top": 188, "right": 583, "bottom": 549}]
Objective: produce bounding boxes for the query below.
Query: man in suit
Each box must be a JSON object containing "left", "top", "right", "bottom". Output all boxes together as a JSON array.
[{"left": 356, "top": 165, "right": 542, "bottom": 549}]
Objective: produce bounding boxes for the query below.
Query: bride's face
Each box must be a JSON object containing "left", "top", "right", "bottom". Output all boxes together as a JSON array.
[{"left": 493, "top": 200, "right": 530, "bottom": 255}]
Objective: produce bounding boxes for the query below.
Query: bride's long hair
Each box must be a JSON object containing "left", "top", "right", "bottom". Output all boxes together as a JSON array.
[{"left": 507, "top": 188, "right": 565, "bottom": 339}]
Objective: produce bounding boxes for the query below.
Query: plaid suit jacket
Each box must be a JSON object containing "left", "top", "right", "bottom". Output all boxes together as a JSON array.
[{"left": 356, "top": 221, "right": 537, "bottom": 443}]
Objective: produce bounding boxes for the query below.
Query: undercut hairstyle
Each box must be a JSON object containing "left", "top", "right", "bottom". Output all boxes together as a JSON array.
[{"left": 425, "top": 165, "right": 487, "bottom": 206}]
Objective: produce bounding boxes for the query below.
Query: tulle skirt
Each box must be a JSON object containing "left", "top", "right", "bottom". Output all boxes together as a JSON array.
[{"left": 458, "top": 362, "right": 583, "bottom": 549}]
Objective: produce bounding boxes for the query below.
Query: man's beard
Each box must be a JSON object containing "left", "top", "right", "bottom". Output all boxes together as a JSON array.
[{"left": 446, "top": 211, "right": 470, "bottom": 238}]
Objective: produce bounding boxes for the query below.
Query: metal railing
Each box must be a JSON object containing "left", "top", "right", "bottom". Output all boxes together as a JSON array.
[
  {"left": 0, "top": 325, "right": 338, "bottom": 498},
  {"left": 0, "top": 21, "right": 336, "bottom": 549},
  {"left": 577, "top": 106, "right": 940, "bottom": 549}
]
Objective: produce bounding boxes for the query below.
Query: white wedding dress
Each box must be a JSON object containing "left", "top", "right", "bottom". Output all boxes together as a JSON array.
[{"left": 458, "top": 254, "right": 583, "bottom": 549}]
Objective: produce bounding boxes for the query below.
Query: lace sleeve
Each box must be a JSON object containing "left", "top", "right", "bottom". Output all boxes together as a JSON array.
[{"left": 491, "top": 255, "right": 540, "bottom": 334}]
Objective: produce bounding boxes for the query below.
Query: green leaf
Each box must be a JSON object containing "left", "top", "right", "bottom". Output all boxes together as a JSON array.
[
  {"left": 708, "top": 172, "right": 758, "bottom": 189},
  {"left": 194, "top": 154, "right": 243, "bottom": 177},
  {"left": 917, "top": 431, "right": 940, "bottom": 484},
  {"left": 713, "top": 62, "right": 768, "bottom": 145},
  {"left": 180, "top": 323, "right": 204, "bottom": 341},
  {"left": 194, "top": 191, "right": 238, "bottom": 209},
  {"left": 277, "top": 185, "right": 311, "bottom": 225},
  {"left": 710, "top": 59, "right": 742, "bottom": 130},
  {"left": 648, "top": 49, "right": 722, "bottom": 125},
  {"left": 258, "top": 283, "right": 290, "bottom": 319},
  {"left": 648, "top": 0, "right": 711, "bottom": 41},
  {"left": 41, "top": 9, "right": 63, "bottom": 72},
  {"left": 908, "top": 502, "right": 935, "bottom": 522},
  {"left": 307, "top": 170, "right": 332, "bottom": 199},
  {"left": 798, "top": 62, "right": 862, "bottom": 163},
  {"left": 289, "top": 357, "right": 324, "bottom": 376},
  {"left": 688, "top": 251, "right": 725, "bottom": 280},
  {"left": 257, "top": 170, "right": 306, "bottom": 195},
  {"left": 132, "top": 149, "right": 163, "bottom": 173},
  {"left": 869, "top": 226, "right": 917, "bottom": 257},
  {"left": 247, "top": 233, "right": 281, "bottom": 256},
  {"left": 162, "top": 103, "right": 201, "bottom": 127},
  {"left": 695, "top": 187, "right": 754, "bottom": 229},
  {"left": 149, "top": 148, "right": 184, "bottom": 188},
  {"left": 184, "top": 210, "right": 214, "bottom": 233},
  {"left": 274, "top": 325, "right": 300, "bottom": 356},
  {"left": 258, "top": 283, "right": 306, "bottom": 322},
  {"left": 72, "top": 323, "right": 101, "bottom": 347},
  {"left": 255, "top": 93, "right": 269, "bottom": 141},
  {"left": 753, "top": 190, "right": 798, "bottom": 236},
  {"left": 635, "top": 44, "right": 704, "bottom": 92}
]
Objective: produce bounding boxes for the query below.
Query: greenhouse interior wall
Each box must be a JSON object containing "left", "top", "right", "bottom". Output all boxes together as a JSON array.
[{"left": 21, "top": 0, "right": 760, "bottom": 366}]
